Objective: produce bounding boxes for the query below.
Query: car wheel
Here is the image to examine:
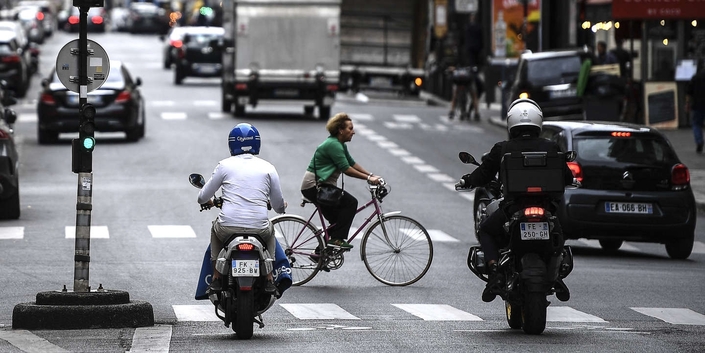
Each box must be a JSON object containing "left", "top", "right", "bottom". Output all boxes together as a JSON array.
[
  {"left": 0, "top": 186, "right": 20, "bottom": 220},
  {"left": 37, "top": 128, "right": 58, "bottom": 144},
  {"left": 598, "top": 239, "right": 623, "bottom": 251},
  {"left": 665, "top": 233, "right": 694, "bottom": 260}
]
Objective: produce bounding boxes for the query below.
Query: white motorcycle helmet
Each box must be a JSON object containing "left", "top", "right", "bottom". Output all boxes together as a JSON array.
[{"left": 506, "top": 98, "right": 543, "bottom": 138}]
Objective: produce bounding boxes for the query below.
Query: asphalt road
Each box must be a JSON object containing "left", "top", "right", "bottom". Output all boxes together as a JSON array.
[{"left": 0, "top": 30, "right": 704, "bottom": 353}]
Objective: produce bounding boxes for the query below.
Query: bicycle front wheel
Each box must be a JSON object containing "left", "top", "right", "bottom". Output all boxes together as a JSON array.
[
  {"left": 361, "top": 215, "right": 433, "bottom": 286},
  {"left": 271, "top": 215, "right": 323, "bottom": 286}
]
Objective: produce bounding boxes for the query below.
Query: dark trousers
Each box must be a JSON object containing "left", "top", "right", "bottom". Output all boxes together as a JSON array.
[{"left": 302, "top": 187, "right": 358, "bottom": 241}]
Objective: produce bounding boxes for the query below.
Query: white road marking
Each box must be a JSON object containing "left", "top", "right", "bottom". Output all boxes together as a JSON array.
[
  {"left": 349, "top": 113, "right": 374, "bottom": 121},
  {"left": 65, "top": 226, "right": 109, "bottom": 239},
  {"left": 128, "top": 325, "right": 172, "bottom": 353},
  {"left": 427, "top": 173, "right": 456, "bottom": 183},
  {"left": 280, "top": 303, "right": 360, "bottom": 320},
  {"left": 193, "top": 100, "right": 217, "bottom": 106},
  {"left": 0, "top": 329, "right": 69, "bottom": 353},
  {"left": 632, "top": 308, "right": 705, "bottom": 325},
  {"left": 161, "top": 112, "right": 187, "bottom": 120},
  {"left": 365, "top": 134, "right": 387, "bottom": 142},
  {"left": 151, "top": 101, "right": 175, "bottom": 107},
  {"left": 383, "top": 121, "right": 413, "bottom": 129},
  {"left": 547, "top": 306, "right": 608, "bottom": 322},
  {"left": 17, "top": 113, "right": 37, "bottom": 123},
  {"left": 393, "top": 115, "right": 421, "bottom": 123},
  {"left": 377, "top": 141, "right": 398, "bottom": 149},
  {"left": 426, "top": 229, "right": 460, "bottom": 243},
  {"left": 388, "top": 148, "right": 411, "bottom": 156},
  {"left": 172, "top": 305, "right": 220, "bottom": 321},
  {"left": 0, "top": 227, "right": 23, "bottom": 239},
  {"left": 148, "top": 225, "right": 197, "bottom": 238},
  {"left": 392, "top": 304, "right": 482, "bottom": 321},
  {"left": 413, "top": 164, "right": 439, "bottom": 173},
  {"left": 401, "top": 156, "right": 425, "bottom": 164},
  {"left": 208, "top": 112, "right": 226, "bottom": 119},
  {"left": 692, "top": 241, "right": 705, "bottom": 254}
]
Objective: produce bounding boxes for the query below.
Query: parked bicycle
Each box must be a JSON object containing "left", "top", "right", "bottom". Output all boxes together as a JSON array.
[{"left": 271, "top": 180, "right": 433, "bottom": 286}]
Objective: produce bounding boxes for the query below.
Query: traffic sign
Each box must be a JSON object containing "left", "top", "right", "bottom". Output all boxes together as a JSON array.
[{"left": 56, "top": 39, "right": 110, "bottom": 93}]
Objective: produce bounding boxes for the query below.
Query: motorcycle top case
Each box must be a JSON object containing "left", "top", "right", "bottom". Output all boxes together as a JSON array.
[
  {"left": 195, "top": 241, "right": 293, "bottom": 300},
  {"left": 500, "top": 151, "right": 566, "bottom": 199}
]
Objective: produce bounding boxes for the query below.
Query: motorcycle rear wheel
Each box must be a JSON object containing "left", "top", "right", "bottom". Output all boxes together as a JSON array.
[
  {"left": 505, "top": 301, "right": 522, "bottom": 329},
  {"left": 234, "top": 289, "right": 255, "bottom": 339},
  {"left": 521, "top": 292, "right": 547, "bottom": 335}
]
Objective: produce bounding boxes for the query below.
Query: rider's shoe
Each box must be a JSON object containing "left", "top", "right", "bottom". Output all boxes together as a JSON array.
[
  {"left": 264, "top": 280, "right": 277, "bottom": 294},
  {"left": 208, "top": 277, "right": 223, "bottom": 292},
  {"left": 473, "top": 111, "right": 481, "bottom": 121},
  {"left": 327, "top": 239, "right": 353, "bottom": 249},
  {"left": 482, "top": 263, "right": 504, "bottom": 303},
  {"left": 309, "top": 246, "right": 321, "bottom": 263},
  {"left": 554, "top": 278, "right": 570, "bottom": 301},
  {"left": 448, "top": 111, "right": 455, "bottom": 120}
]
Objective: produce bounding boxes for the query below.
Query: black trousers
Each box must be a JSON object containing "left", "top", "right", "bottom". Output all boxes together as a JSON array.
[{"left": 302, "top": 187, "right": 358, "bottom": 241}]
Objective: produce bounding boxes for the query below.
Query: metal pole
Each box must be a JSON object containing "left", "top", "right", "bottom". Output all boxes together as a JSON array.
[{"left": 73, "top": 5, "right": 92, "bottom": 293}]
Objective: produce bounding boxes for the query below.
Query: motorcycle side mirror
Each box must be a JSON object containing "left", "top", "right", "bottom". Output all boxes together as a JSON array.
[
  {"left": 565, "top": 151, "right": 577, "bottom": 162},
  {"left": 189, "top": 173, "right": 205, "bottom": 189},
  {"left": 459, "top": 152, "right": 480, "bottom": 166}
]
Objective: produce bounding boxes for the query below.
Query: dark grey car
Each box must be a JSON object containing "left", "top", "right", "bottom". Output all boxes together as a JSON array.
[
  {"left": 540, "top": 121, "right": 697, "bottom": 259},
  {"left": 0, "top": 84, "right": 18, "bottom": 219}
]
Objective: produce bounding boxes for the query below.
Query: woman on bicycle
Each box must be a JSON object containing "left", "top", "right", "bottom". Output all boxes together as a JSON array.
[{"left": 300, "top": 112, "right": 383, "bottom": 249}]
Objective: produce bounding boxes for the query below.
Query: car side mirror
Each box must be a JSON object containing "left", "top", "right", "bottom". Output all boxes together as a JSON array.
[
  {"left": 135, "top": 77, "right": 142, "bottom": 86},
  {"left": 3, "top": 108, "right": 16, "bottom": 124},
  {"left": 189, "top": 173, "right": 205, "bottom": 189}
]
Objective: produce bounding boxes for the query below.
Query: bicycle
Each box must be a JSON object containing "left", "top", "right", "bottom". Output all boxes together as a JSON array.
[
  {"left": 447, "top": 66, "right": 481, "bottom": 121},
  {"left": 271, "top": 180, "right": 433, "bottom": 286}
]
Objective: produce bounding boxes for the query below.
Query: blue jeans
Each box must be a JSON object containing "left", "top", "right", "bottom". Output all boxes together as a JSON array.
[{"left": 693, "top": 109, "right": 705, "bottom": 146}]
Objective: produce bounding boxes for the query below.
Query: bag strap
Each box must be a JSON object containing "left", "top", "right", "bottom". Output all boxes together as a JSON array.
[{"left": 313, "top": 148, "right": 344, "bottom": 190}]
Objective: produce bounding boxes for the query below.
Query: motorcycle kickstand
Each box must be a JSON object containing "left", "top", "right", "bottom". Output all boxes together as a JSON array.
[{"left": 254, "top": 314, "right": 265, "bottom": 329}]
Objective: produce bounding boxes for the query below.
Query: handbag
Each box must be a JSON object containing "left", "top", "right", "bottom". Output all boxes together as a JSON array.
[{"left": 313, "top": 150, "right": 344, "bottom": 207}]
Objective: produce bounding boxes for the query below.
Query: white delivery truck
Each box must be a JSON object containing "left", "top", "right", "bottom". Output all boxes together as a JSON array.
[{"left": 220, "top": 0, "right": 341, "bottom": 119}]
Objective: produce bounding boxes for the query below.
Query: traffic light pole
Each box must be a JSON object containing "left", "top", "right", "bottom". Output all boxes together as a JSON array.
[{"left": 73, "top": 4, "right": 93, "bottom": 293}]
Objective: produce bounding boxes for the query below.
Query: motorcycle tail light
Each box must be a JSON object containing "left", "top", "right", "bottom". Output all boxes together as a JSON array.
[
  {"left": 237, "top": 243, "right": 254, "bottom": 251},
  {"left": 671, "top": 163, "right": 690, "bottom": 190},
  {"left": 567, "top": 161, "right": 583, "bottom": 183},
  {"left": 524, "top": 207, "right": 545, "bottom": 218}
]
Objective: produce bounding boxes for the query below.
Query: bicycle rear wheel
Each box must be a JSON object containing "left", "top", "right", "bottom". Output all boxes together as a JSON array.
[
  {"left": 271, "top": 215, "right": 323, "bottom": 286},
  {"left": 361, "top": 215, "right": 433, "bottom": 286}
]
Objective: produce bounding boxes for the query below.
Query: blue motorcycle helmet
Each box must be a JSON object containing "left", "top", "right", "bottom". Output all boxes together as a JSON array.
[{"left": 228, "top": 123, "right": 261, "bottom": 156}]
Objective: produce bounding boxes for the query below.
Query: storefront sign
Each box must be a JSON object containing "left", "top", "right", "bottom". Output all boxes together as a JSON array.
[
  {"left": 613, "top": 0, "right": 705, "bottom": 20},
  {"left": 492, "top": 0, "right": 541, "bottom": 58},
  {"left": 643, "top": 82, "right": 679, "bottom": 130},
  {"left": 434, "top": 0, "right": 448, "bottom": 38}
]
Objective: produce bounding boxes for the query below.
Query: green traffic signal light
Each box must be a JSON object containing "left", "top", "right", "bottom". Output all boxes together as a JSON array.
[
  {"left": 82, "top": 136, "right": 95, "bottom": 151},
  {"left": 200, "top": 6, "right": 213, "bottom": 16}
]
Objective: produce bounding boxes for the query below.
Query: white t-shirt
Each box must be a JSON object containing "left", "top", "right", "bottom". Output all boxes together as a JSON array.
[{"left": 197, "top": 154, "right": 286, "bottom": 229}]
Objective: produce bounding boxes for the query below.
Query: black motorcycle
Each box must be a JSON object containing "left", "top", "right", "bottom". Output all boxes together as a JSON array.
[{"left": 456, "top": 151, "right": 577, "bottom": 335}]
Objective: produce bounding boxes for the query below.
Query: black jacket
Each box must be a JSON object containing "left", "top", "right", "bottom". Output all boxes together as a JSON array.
[{"left": 465, "top": 136, "right": 574, "bottom": 192}]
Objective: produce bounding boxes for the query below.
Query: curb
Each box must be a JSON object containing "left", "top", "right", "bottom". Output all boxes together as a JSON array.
[{"left": 12, "top": 290, "right": 154, "bottom": 330}]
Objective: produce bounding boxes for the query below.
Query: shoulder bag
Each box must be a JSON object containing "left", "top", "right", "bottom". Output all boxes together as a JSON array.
[{"left": 313, "top": 150, "right": 344, "bottom": 207}]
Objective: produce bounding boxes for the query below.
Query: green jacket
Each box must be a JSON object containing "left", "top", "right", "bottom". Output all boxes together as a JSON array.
[{"left": 307, "top": 136, "right": 356, "bottom": 183}]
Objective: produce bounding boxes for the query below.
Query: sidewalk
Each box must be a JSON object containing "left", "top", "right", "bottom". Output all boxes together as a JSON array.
[{"left": 420, "top": 90, "right": 705, "bottom": 215}]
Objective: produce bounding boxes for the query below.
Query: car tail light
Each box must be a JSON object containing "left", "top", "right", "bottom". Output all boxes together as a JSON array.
[
  {"left": 92, "top": 16, "right": 104, "bottom": 25},
  {"left": 36, "top": 12, "right": 44, "bottom": 21},
  {"left": 235, "top": 83, "right": 247, "bottom": 90},
  {"left": 40, "top": 93, "right": 56, "bottom": 105},
  {"left": 115, "top": 91, "right": 131, "bottom": 103},
  {"left": 326, "top": 84, "right": 338, "bottom": 92},
  {"left": 567, "top": 161, "right": 583, "bottom": 183},
  {"left": 671, "top": 163, "right": 690, "bottom": 189},
  {"left": 68, "top": 15, "right": 79, "bottom": 25},
  {"left": 1, "top": 55, "right": 20, "bottom": 63},
  {"left": 171, "top": 39, "right": 183, "bottom": 49},
  {"left": 237, "top": 243, "right": 254, "bottom": 251}
]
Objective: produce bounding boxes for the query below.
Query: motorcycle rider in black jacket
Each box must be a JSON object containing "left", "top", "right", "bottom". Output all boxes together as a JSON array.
[{"left": 461, "top": 98, "right": 575, "bottom": 302}]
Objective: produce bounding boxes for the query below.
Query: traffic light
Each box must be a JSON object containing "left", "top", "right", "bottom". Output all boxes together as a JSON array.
[{"left": 72, "top": 103, "right": 96, "bottom": 173}]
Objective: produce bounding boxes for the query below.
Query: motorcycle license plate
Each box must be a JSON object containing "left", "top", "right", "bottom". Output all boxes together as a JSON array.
[
  {"left": 605, "top": 202, "right": 653, "bottom": 214},
  {"left": 520, "top": 222, "right": 549, "bottom": 240},
  {"left": 231, "top": 259, "right": 260, "bottom": 277}
]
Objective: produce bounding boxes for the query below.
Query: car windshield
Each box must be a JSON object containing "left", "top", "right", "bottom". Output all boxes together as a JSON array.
[
  {"left": 574, "top": 136, "right": 678, "bottom": 164},
  {"left": 527, "top": 56, "right": 581, "bottom": 86}
]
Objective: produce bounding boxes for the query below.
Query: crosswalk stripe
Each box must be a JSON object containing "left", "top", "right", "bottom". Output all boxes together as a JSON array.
[
  {"left": 172, "top": 305, "right": 220, "bottom": 321},
  {"left": 208, "top": 112, "right": 226, "bottom": 119},
  {"left": 193, "top": 100, "right": 217, "bottom": 106},
  {"left": 65, "top": 226, "right": 109, "bottom": 239},
  {"left": 692, "top": 241, "right": 705, "bottom": 254},
  {"left": 392, "top": 304, "right": 482, "bottom": 321},
  {"left": 383, "top": 121, "right": 414, "bottom": 129},
  {"left": 401, "top": 156, "right": 424, "bottom": 164},
  {"left": 148, "top": 225, "right": 197, "bottom": 238},
  {"left": 161, "top": 112, "right": 187, "bottom": 120},
  {"left": 427, "top": 173, "right": 456, "bottom": 183},
  {"left": 0, "top": 226, "right": 23, "bottom": 239},
  {"left": 426, "top": 229, "right": 460, "bottom": 243},
  {"left": 547, "top": 306, "right": 608, "bottom": 322},
  {"left": 0, "top": 329, "right": 69, "bottom": 353},
  {"left": 388, "top": 148, "right": 411, "bottom": 156},
  {"left": 632, "top": 307, "right": 705, "bottom": 325},
  {"left": 17, "top": 113, "right": 37, "bottom": 123},
  {"left": 280, "top": 303, "right": 360, "bottom": 320},
  {"left": 392, "top": 115, "right": 421, "bottom": 123},
  {"left": 348, "top": 113, "right": 374, "bottom": 121},
  {"left": 413, "top": 164, "right": 440, "bottom": 173},
  {"left": 129, "top": 325, "right": 172, "bottom": 353},
  {"left": 151, "top": 101, "right": 175, "bottom": 107},
  {"left": 377, "top": 140, "right": 398, "bottom": 149}
]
